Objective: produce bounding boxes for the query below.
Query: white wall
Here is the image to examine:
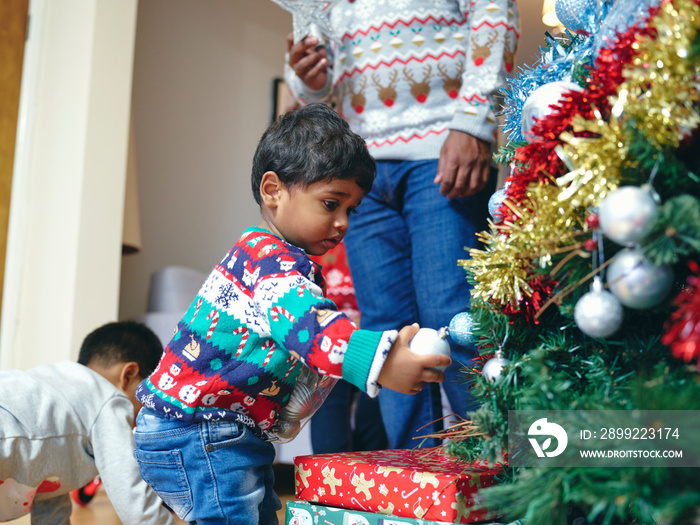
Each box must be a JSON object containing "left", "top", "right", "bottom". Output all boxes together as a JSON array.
[
  {"left": 118, "top": 0, "right": 548, "bottom": 321},
  {"left": 0, "top": 0, "right": 548, "bottom": 371},
  {"left": 119, "top": 1, "right": 293, "bottom": 320},
  {"left": 1, "top": 0, "right": 137, "bottom": 369}
]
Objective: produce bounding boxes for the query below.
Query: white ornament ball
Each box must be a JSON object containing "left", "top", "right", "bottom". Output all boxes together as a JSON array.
[
  {"left": 574, "top": 278, "right": 623, "bottom": 338},
  {"left": 598, "top": 186, "right": 659, "bottom": 246},
  {"left": 482, "top": 354, "right": 511, "bottom": 382},
  {"left": 521, "top": 81, "right": 582, "bottom": 140},
  {"left": 409, "top": 328, "right": 451, "bottom": 371},
  {"left": 555, "top": 0, "right": 598, "bottom": 33},
  {"left": 607, "top": 248, "right": 674, "bottom": 309},
  {"left": 488, "top": 188, "right": 507, "bottom": 222}
]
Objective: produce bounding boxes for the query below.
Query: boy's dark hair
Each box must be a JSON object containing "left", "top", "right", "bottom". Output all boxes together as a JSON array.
[
  {"left": 251, "top": 103, "right": 376, "bottom": 205},
  {"left": 78, "top": 321, "right": 163, "bottom": 379}
]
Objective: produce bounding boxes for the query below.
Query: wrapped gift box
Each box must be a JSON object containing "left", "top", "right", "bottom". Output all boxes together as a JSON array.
[
  {"left": 286, "top": 500, "right": 523, "bottom": 525},
  {"left": 293, "top": 448, "right": 501, "bottom": 524},
  {"left": 286, "top": 499, "right": 456, "bottom": 525}
]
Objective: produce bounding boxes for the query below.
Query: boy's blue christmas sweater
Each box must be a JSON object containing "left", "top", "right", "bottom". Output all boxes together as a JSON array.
[{"left": 136, "top": 228, "right": 396, "bottom": 436}]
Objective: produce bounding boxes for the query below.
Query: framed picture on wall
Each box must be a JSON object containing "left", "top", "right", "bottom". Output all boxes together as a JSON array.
[{"left": 271, "top": 78, "right": 300, "bottom": 122}]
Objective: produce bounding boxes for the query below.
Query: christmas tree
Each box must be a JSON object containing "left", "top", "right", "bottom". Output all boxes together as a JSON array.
[{"left": 440, "top": 0, "right": 700, "bottom": 523}]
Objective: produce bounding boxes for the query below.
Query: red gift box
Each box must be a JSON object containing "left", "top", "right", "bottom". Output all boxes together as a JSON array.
[{"left": 293, "top": 448, "right": 501, "bottom": 524}]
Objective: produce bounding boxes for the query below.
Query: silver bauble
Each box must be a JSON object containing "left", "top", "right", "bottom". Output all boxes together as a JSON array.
[
  {"left": 448, "top": 311, "right": 474, "bottom": 346},
  {"left": 280, "top": 381, "right": 315, "bottom": 422},
  {"left": 482, "top": 353, "right": 510, "bottom": 382},
  {"left": 275, "top": 418, "right": 301, "bottom": 440},
  {"left": 574, "top": 277, "right": 623, "bottom": 338},
  {"left": 521, "top": 81, "right": 582, "bottom": 140},
  {"left": 607, "top": 248, "right": 674, "bottom": 309},
  {"left": 488, "top": 188, "right": 507, "bottom": 222},
  {"left": 555, "top": 0, "right": 597, "bottom": 33},
  {"left": 598, "top": 186, "right": 659, "bottom": 246}
]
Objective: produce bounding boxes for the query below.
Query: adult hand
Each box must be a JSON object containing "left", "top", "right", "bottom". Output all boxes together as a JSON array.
[
  {"left": 287, "top": 33, "right": 329, "bottom": 91},
  {"left": 434, "top": 130, "right": 492, "bottom": 199}
]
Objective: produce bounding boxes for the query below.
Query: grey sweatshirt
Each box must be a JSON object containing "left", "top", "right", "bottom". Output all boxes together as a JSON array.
[{"left": 0, "top": 362, "right": 175, "bottom": 525}]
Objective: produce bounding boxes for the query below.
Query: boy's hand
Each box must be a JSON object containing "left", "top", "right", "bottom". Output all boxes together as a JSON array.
[
  {"left": 377, "top": 324, "right": 450, "bottom": 394},
  {"left": 287, "top": 33, "right": 329, "bottom": 91}
]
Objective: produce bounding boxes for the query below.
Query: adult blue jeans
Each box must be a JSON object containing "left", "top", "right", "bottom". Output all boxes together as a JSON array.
[
  {"left": 343, "top": 158, "right": 492, "bottom": 450},
  {"left": 310, "top": 379, "right": 387, "bottom": 453},
  {"left": 133, "top": 408, "right": 280, "bottom": 524}
]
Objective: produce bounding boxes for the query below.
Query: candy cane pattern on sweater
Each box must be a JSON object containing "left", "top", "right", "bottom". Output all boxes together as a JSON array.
[
  {"left": 262, "top": 340, "right": 275, "bottom": 367},
  {"left": 270, "top": 306, "right": 295, "bottom": 324},
  {"left": 282, "top": 357, "right": 297, "bottom": 381},
  {"left": 232, "top": 326, "right": 249, "bottom": 357},
  {"left": 206, "top": 310, "right": 219, "bottom": 339},
  {"left": 189, "top": 298, "right": 202, "bottom": 325}
]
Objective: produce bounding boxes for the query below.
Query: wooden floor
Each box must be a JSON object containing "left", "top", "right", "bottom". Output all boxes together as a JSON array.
[{"left": 13, "top": 464, "right": 296, "bottom": 524}]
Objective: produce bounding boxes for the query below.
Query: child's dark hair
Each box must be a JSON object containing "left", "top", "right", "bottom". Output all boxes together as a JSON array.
[
  {"left": 251, "top": 103, "right": 376, "bottom": 205},
  {"left": 78, "top": 321, "right": 163, "bottom": 379}
]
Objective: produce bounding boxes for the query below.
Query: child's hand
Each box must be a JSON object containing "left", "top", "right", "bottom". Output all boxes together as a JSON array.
[{"left": 377, "top": 324, "right": 450, "bottom": 394}]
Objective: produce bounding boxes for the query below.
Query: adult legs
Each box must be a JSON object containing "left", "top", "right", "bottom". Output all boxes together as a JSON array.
[
  {"left": 352, "top": 390, "right": 388, "bottom": 451},
  {"left": 310, "top": 380, "right": 353, "bottom": 453},
  {"left": 310, "top": 381, "right": 387, "bottom": 453},
  {"left": 404, "top": 160, "right": 491, "bottom": 424},
  {"left": 345, "top": 159, "right": 490, "bottom": 449}
]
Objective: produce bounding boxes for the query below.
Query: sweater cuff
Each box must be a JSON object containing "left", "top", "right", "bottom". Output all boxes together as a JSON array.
[
  {"left": 283, "top": 54, "right": 333, "bottom": 104},
  {"left": 343, "top": 329, "right": 398, "bottom": 397},
  {"left": 449, "top": 104, "right": 498, "bottom": 144}
]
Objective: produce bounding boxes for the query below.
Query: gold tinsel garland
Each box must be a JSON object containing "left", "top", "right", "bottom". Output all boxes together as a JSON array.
[{"left": 461, "top": 0, "right": 700, "bottom": 312}]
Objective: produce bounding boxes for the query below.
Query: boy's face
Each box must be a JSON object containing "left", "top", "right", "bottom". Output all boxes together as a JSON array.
[{"left": 267, "top": 176, "right": 364, "bottom": 256}]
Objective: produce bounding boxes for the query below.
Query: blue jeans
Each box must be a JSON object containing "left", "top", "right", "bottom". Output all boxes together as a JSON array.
[
  {"left": 310, "top": 379, "right": 387, "bottom": 453},
  {"left": 133, "top": 408, "right": 280, "bottom": 524},
  {"left": 343, "top": 159, "right": 491, "bottom": 449}
]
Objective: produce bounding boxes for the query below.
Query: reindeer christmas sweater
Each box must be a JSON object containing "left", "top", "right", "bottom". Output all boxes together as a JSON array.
[
  {"left": 136, "top": 228, "right": 397, "bottom": 437},
  {"left": 285, "top": 0, "right": 520, "bottom": 160}
]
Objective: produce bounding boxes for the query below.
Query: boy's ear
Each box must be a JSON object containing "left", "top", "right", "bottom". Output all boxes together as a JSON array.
[
  {"left": 118, "top": 361, "right": 141, "bottom": 392},
  {"left": 259, "top": 171, "right": 283, "bottom": 208}
]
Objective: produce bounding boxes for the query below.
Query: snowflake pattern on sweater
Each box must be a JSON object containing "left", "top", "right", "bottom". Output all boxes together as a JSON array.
[
  {"left": 136, "top": 228, "right": 396, "bottom": 435},
  {"left": 285, "top": 0, "right": 520, "bottom": 161}
]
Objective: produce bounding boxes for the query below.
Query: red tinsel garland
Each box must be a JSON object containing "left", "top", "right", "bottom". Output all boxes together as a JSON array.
[
  {"left": 491, "top": 5, "right": 663, "bottom": 321},
  {"left": 662, "top": 261, "right": 700, "bottom": 366},
  {"left": 500, "top": 275, "right": 557, "bottom": 324},
  {"left": 499, "top": 5, "right": 661, "bottom": 224}
]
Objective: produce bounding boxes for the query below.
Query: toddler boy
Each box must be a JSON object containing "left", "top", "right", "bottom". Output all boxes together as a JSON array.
[
  {"left": 133, "top": 103, "right": 450, "bottom": 524},
  {"left": 0, "top": 321, "right": 175, "bottom": 525}
]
